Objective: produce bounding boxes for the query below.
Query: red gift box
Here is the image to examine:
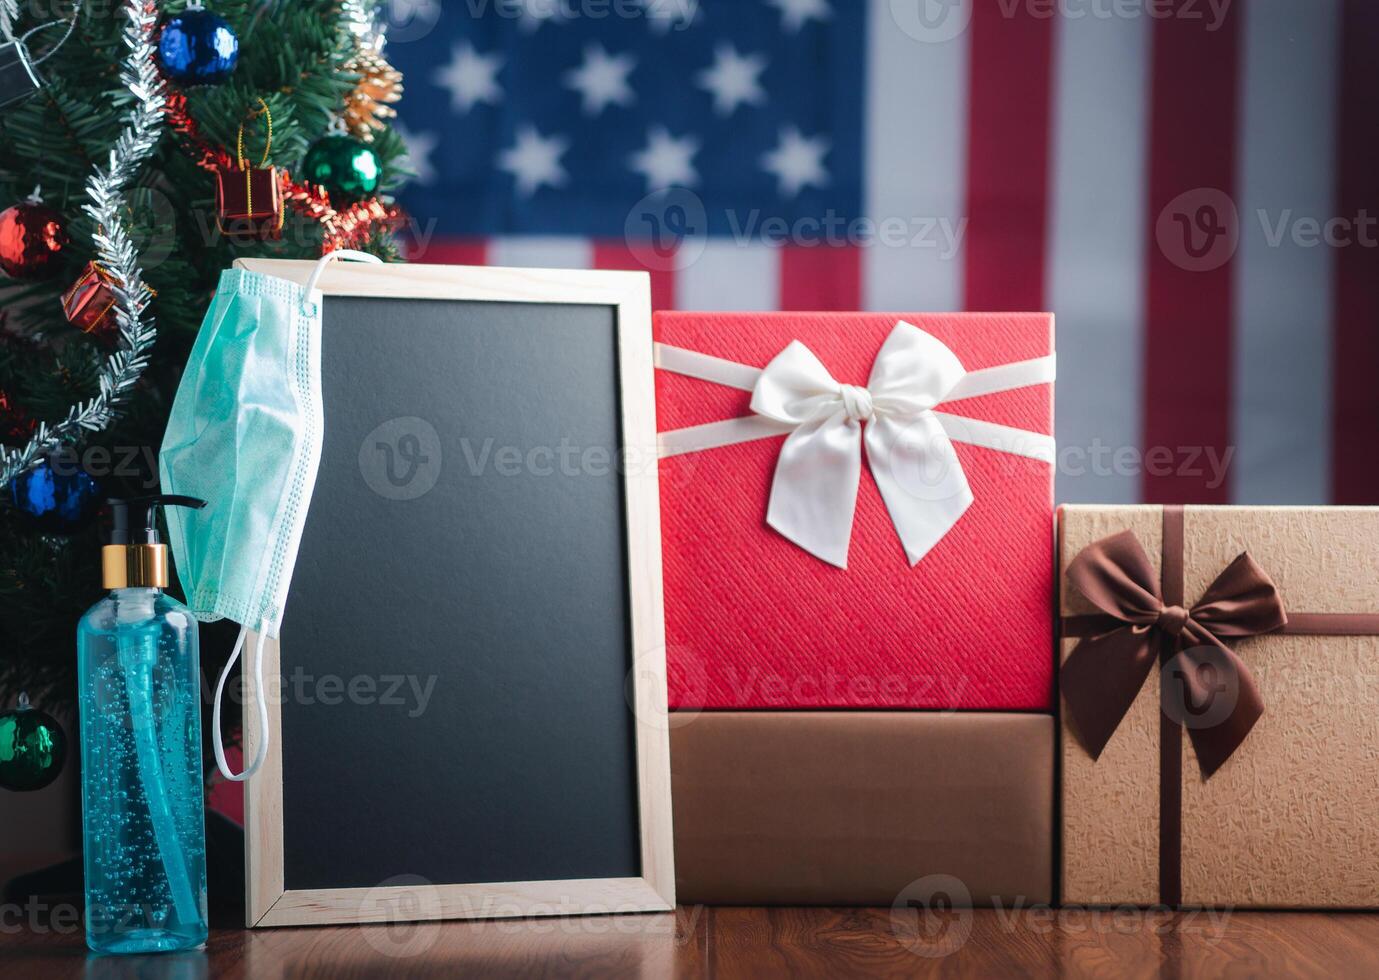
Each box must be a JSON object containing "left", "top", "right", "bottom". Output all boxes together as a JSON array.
[
  {"left": 654, "top": 312, "right": 1055, "bottom": 710},
  {"left": 61, "top": 262, "right": 119, "bottom": 339},
  {"left": 215, "top": 165, "right": 285, "bottom": 242},
  {"left": 61, "top": 262, "right": 155, "bottom": 345}
]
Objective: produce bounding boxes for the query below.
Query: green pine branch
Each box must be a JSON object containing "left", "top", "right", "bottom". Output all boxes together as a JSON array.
[{"left": 0, "top": 0, "right": 409, "bottom": 711}]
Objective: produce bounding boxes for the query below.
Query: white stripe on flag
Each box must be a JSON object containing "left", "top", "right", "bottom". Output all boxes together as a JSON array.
[
  {"left": 488, "top": 236, "right": 593, "bottom": 269},
  {"left": 1231, "top": 0, "right": 1339, "bottom": 504},
  {"left": 677, "top": 241, "right": 780, "bottom": 311},
  {"left": 862, "top": 0, "right": 968, "bottom": 312},
  {"left": 1046, "top": 11, "right": 1151, "bottom": 504}
]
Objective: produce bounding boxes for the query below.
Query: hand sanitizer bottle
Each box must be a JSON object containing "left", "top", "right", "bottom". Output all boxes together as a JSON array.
[{"left": 77, "top": 495, "right": 209, "bottom": 954}]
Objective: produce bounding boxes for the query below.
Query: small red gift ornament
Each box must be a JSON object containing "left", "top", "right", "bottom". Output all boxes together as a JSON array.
[
  {"left": 215, "top": 99, "right": 285, "bottom": 242},
  {"left": 61, "top": 261, "right": 157, "bottom": 345},
  {"left": 61, "top": 262, "right": 121, "bottom": 344}
]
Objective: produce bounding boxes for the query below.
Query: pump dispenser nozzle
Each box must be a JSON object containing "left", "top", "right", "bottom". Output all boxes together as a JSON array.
[{"left": 102, "top": 495, "right": 206, "bottom": 588}]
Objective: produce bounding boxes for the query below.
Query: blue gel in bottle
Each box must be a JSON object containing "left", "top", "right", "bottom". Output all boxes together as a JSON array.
[{"left": 77, "top": 495, "right": 208, "bottom": 953}]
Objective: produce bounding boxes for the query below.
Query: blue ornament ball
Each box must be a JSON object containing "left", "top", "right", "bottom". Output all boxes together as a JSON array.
[
  {"left": 158, "top": 8, "right": 239, "bottom": 85},
  {"left": 9, "top": 457, "right": 103, "bottom": 534}
]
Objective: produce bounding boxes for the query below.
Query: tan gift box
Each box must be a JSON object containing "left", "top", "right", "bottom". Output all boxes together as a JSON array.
[{"left": 1059, "top": 505, "right": 1379, "bottom": 908}]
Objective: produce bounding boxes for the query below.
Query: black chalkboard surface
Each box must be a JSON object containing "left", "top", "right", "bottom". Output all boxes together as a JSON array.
[{"left": 235, "top": 260, "right": 673, "bottom": 927}]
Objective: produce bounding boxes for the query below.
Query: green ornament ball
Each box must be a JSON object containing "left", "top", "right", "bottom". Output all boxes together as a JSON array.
[
  {"left": 301, "top": 135, "right": 380, "bottom": 203},
  {"left": 0, "top": 693, "right": 67, "bottom": 792}
]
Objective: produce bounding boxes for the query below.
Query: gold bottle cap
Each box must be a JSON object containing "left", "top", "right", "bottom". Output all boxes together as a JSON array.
[{"left": 102, "top": 544, "right": 169, "bottom": 589}]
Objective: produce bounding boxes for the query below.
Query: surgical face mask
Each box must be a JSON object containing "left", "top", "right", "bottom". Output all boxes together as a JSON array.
[{"left": 160, "top": 250, "right": 381, "bottom": 781}]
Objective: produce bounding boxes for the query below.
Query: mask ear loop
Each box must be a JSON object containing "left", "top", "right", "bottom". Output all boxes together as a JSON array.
[
  {"left": 302, "top": 248, "right": 384, "bottom": 314},
  {"left": 213, "top": 618, "right": 271, "bottom": 782}
]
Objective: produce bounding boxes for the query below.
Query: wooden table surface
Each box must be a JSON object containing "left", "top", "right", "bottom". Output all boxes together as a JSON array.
[{"left": 8, "top": 905, "right": 1379, "bottom": 978}]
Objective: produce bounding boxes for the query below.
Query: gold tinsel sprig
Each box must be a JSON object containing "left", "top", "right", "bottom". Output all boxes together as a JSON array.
[{"left": 344, "top": 46, "right": 404, "bottom": 142}]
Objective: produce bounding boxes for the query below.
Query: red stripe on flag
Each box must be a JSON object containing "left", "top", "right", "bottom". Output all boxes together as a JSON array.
[
  {"left": 411, "top": 238, "right": 488, "bottom": 265},
  {"left": 778, "top": 245, "right": 861, "bottom": 311},
  {"left": 592, "top": 241, "right": 677, "bottom": 311},
  {"left": 1141, "top": 5, "right": 1240, "bottom": 503},
  {"left": 963, "top": 0, "right": 1055, "bottom": 311},
  {"left": 1333, "top": 0, "right": 1379, "bottom": 504}
]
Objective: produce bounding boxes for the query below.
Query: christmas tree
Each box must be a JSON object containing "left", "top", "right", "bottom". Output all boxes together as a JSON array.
[{"left": 0, "top": 0, "right": 409, "bottom": 709}]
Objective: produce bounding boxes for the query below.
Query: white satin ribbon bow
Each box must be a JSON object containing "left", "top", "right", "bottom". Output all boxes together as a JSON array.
[
  {"left": 654, "top": 320, "right": 1056, "bottom": 570},
  {"left": 750, "top": 321, "right": 973, "bottom": 568}
]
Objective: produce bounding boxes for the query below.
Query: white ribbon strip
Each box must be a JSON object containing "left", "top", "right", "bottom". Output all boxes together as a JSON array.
[
  {"left": 659, "top": 410, "right": 1055, "bottom": 463},
  {"left": 654, "top": 343, "right": 763, "bottom": 391},
  {"left": 654, "top": 322, "right": 1055, "bottom": 568},
  {"left": 945, "top": 354, "right": 1057, "bottom": 401},
  {"left": 654, "top": 340, "right": 1056, "bottom": 400},
  {"left": 659, "top": 415, "right": 796, "bottom": 456}
]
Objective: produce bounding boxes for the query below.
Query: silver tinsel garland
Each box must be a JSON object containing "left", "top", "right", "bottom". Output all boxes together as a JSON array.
[{"left": 0, "top": 0, "right": 163, "bottom": 490}]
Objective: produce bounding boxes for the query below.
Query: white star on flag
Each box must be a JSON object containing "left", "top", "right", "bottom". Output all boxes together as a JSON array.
[
  {"left": 630, "top": 126, "right": 700, "bottom": 191},
  {"left": 394, "top": 123, "right": 438, "bottom": 186},
  {"left": 766, "top": 0, "right": 830, "bottom": 32},
  {"left": 761, "top": 125, "right": 830, "bottom": 197},
  {"left": 433, "top": 42, "right": 503, "bottom": 113},
  {"left": 696, "top": 44, "right": 767, "bottom": 116},
  {"left": 564, "top": 44, "right": 636, "bottom": 116},
  {"left": 499, "top": 125, "right": 570, "bottom": 196}
]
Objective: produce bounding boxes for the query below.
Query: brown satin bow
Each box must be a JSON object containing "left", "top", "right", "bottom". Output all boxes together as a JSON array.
[{"left": 1061, "top": 529, "right": 1288, "bottom": 778}]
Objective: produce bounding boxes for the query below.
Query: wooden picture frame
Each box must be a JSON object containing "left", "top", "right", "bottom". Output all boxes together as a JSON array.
[{"left": 231, "top": 259, "right": 674, "bottom": 927}]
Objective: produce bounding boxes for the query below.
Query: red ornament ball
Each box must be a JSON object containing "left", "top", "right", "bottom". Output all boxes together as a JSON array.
[{"left": 0, "top": 200, "right": 68, "bottom": 280}]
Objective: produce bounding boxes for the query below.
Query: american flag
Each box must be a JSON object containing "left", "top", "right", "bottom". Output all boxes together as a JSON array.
[{"left": 384, "top": 0, "right": 1378, "bottom": 506}]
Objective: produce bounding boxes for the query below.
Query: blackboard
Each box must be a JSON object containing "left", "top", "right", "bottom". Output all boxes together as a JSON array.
[{"left": 234, "top": 261, "right": 673, "bottom": 927}]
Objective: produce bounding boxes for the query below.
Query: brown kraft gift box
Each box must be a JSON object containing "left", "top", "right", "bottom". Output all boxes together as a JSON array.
[
  {"left": 670, "top": 712, "right": 1053, "bottom": 906},
  {"left": 1059, "top": 505, "right": 1379, "bottom": 908}
]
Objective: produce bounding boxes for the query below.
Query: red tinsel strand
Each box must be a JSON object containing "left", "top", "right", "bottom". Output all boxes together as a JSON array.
[
  {"left": 0, "top": 387, "right": 37, "bottom": 445},
  {"left": 164, "top": 88, "right": 235, "bottom": 173},
  {"left": 278, "top": 173, "right": 404, "bottom": 252}
]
